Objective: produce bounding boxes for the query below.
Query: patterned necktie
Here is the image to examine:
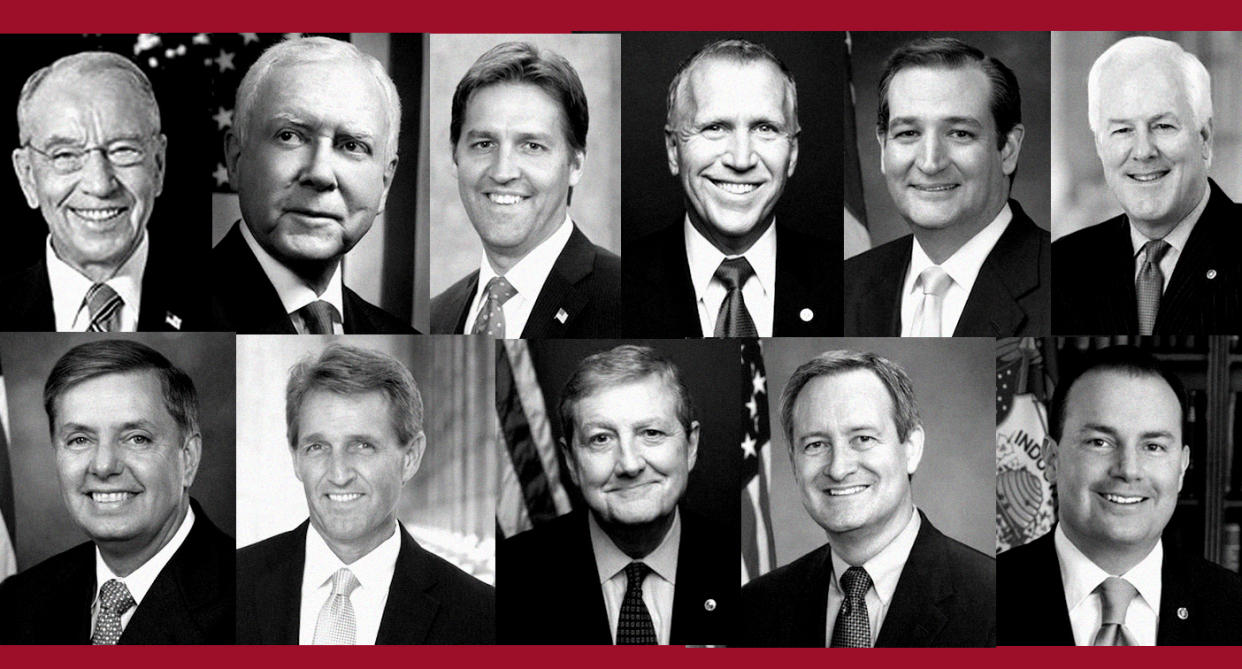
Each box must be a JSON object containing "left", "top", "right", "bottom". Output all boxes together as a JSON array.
[
  {"left": 471, "top": 276, "right": 518, "bottom": 338},
  {"left": 85, "top": 283, "right": 123, "bottom": 332},
  {"left": 91, "top": 579, "right": 136, "bottom": 645},
  {"left": 1136, "top": 239, "right": 1170, "bottom": 335},
  {"left": 1093, "top": 576, "right": 1139, "bottom": 646},
  {"left": 713, "top": 257, "right": 758, "bottom": 337},
  {"left": 911, "top": 266, "right": 952, "bottom": 337},
  {"left": 312, "top": 568, "right": 360, "bottom": 645},
  {"left": 830, "top": 566, "right": 872, "bottom": 647},
  {"left": 616, "top": 561, "right": 657, "bottom": 645},
  {"left": 298, "top": 300, "right": 341, "bottom": 335}
]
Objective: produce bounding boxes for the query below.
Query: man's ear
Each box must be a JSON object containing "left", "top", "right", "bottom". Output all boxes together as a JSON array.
[
  {"left": 1200, "top": 118, "right": 1214, "bottom": 169},
  {"left": 180, "top": 431, "right": 203, "bottom": 490},
  {"left": 376, "top": 153, "right": 400, "bottom": 214},
  {"left": 402, "top": 431, "right": 426, "bottom": 484},
  {"left": 903, "top": 424, "right": 925, "bottom": 476},
  {"left": 874, "top": 127, "right": 887, "bottom": 176},
  {"left": 152, "top": 133, "right": 168, "bottom": 198},
  {"left": 224, "top": 130, "right": 242, "bottom": 191},
  {"left": 1176, "top": 443, "right": 1190, "bottom": 492},
  {"left": 12, "top": 148, "right": 40, "bottom": 209},
  {"left": 1000, "top": 123, "right": 1025, "bottom": 176},
  {"left": 685, "top": 421, "right": 700, "bottom": 472}
]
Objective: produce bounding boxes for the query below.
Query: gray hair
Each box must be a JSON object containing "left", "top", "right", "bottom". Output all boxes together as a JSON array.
[
  {"left": 558, "top": 345, "right": 696, "bottom": 448},
  {"left": 1087, "top": 36, "right": 1212, "bottom": 134},
  {"left": 779, "top": 350, "right": 921, "bottom": 448},
  {"left": 665, "top": 39, "right": 799, "bottom": 135},
  {"left": 17, "top": 51, "right": 161, "bottom": 144}
]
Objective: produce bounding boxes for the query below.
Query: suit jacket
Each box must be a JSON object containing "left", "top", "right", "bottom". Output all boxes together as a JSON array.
[
  {"left": 236, "top": 520, "right": 495, "bottom": 644},
  {"left": 997, "top": 530, "right": 1242, "bottom": 645},
  {"left": 208, "top": 222, "right": 416, "bottom": 334},
  {"left": 430, "top": 223, "right": 621, "bottom": 337},
  {"left": 844, "top": 199, "right": 1050, "bottom": 336},
  {"left": 0, "top": 499, "right": 234, "bottom": 644},
  {"left": 497, "top": 509, "right": 736, "bottom": 645},
  {"left": 737, "top": 512, "right": 995, "bottom": 647},
  {"left": 0, "top": 234, "right": 201, "bottom": 332},
  {"left": 1054, "top": 179, "right": 1242, "bottom": 334},
  {"left": 625, "top": 222, "right": 838, "bottom": 337}
]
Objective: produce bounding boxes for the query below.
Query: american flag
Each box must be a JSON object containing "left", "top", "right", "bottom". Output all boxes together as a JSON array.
[
  {"left": 740, "top": 339, "right": 777, "bottom": 583},
  {"left": 0, "top": 358, "right": 17, "bottom": 581},
  {"left": 843, "top": 31, "right": 871, "bottom": 258}
]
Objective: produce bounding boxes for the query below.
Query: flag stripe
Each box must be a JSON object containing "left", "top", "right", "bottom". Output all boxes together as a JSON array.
[
  {"left": 740, "top": 339, "right": 777, "bottom": 584},
  {"left": 496, "top": 343, "right": 559, "bottom": 527}
]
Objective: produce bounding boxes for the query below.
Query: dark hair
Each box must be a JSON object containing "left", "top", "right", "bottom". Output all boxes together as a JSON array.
[
  {"left": 779, "top": 350, "right": 921, "bottom": 447},
  {"left": 876, "top": 37, "right": 1021, "bottom": 151},
  {"left": 285, "top": 344, "right": 424, "bottom": 447},
  {"left": 1049, "top": 345, "right": 1187, "bottom": 442},
  {"left": 558, "top": 345, "right": 696, "bottom": 448},
  {"left": 665, "top": 39, "right": 799, "bottom": 133},
  {"left": 44, "top": 339, "right": 199, "bottom": 436},
  {"left": 450, "top": 41, "right": 589, "bottom": 152}
]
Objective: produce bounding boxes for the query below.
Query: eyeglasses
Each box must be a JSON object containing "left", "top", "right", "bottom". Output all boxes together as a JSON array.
[{"left": 24, "top": 139, "right": 151, "bottom": 175}]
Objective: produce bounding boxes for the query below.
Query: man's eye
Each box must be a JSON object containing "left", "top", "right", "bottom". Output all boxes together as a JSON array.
[
  {"left": 276, "top": 130, "right": 303, "bottom": 144},
  {"left": 66, "top": 436, "right": 92, "bottom": 447},
  {"left": 587, "top": 433, "right": 614, "bottom": 446},
  {"left": 948, "top": 129, "right": 976, "bottom": 140},
  {"left": 640, "top": 429, "right": 666, "bottom": 440},
  {"left": 340, "top": 139, "right": 371, "bottom": 155},
  {"left": 127, "top": 435, "right": 152, "bottom": 446},
  {"left": 892, "top": 129, "right": 918, "bottom": 140},
  {"left": 853, "top": 435, "right": 877, "bottom": 447},
  {"left": 1086, "top": 438, "right": 1111, "bottom": 448},
  {"left": 470, "top": 140, "right": 494, "bottom": 151},
  {"left": 755, "top": 123, "right": 779, "bottom": 135},
  {"left": 523, "top": 142, "right": 547, "bottom": 152},
  {"left": 1111, "top": 127, "right": 1133, "bottom": 136},
  {"left": 701, "top": 123, "right": 728, "bottom": 138},
  {"left": 803, "top": 441, "right": 827, "bottom": 455},
  {"left": 1143, "top": 441, "right": 1169, "bottom": 453}
]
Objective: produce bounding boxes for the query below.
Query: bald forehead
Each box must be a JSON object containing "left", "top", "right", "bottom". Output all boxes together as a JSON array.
[
  {"left": 675, "top": 57, "right": 794, "bottom": 124},
  {"left": 22, "top": 68, "right": 158, "bottom": 138}
]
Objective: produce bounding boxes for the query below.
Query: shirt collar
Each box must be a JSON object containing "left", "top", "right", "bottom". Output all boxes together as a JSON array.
[
  {"left": 1054, "top": 523, "right": 1163, "bottom": 613},
  {"left": 476, "top": 214, "right": 574, "bottom": 301},
  {"left": 588, "top": 509, "right": 681, "bottom": 586},
  {"left": 1128, "top": 185, "right": 1210, "bottom": 257},
  {"left": 93, "top": 503, "right": 194, "bottom": 609},
  {"left": 239, "top": 221, "right": 344, "bottom": 317},
  {"left": 684, "top": 216, "right": 777, "bottom": 299},
  {"left": 905, "top": 203, "right": 1012, "bottom": 298},
  {"left": 829, "top": 505, "right": 921, "bottom": 608},
  {"left": 304, "top": 520, "right": 402, "bottom": 594},
  {"left": 47, "top": 230, "right": 148, "bottom": 326}
]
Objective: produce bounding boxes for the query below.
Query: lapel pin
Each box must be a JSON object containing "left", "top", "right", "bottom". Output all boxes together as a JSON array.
[
  {"left": 704, "top": 598, "right": 716, "bottom": 612},
  {"left": 1177, "top": 607, "right": 1188, "bottom": 620},
  {"left": 555, "top": 308, "right": 568, "bottom": 324},
  {"left": 165, "top": 312, "right": 182, "bottom": 330},
  {"left": 799, "top": 308, "right": 814, "bottom": 322},
  {"left": 1206, "top": 269, "right": 1217, "bottom": 280}
]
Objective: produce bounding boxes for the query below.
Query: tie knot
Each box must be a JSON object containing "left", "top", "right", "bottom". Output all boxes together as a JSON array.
[
  {"left": 918, "top": 266, "right": 952, "bottom": 297},
  {"left": 624, "top": 561, "right": 651, "bottom": 590},
  {"left": 98, "top": 578, "right": 136, "bottom": 615},
  {"left": 299, "top": 300, "right": 341, "bottom": 334},
  {"left": 1143, "top": 238, "right": 1171, "bottom": 265},
  {"left": 484, "top": 276, "right": 518, "bottom": 305},
  {"left": 714, "top": 257, "right": 755, "bottom": 291},
  {"left": 330, "top": 568, "right": 360, "bottom": 598},
  {"left": 1097, "top": 576, "right": 1138, "bottom": 625},
  {"left": 840, "top": 566, "right": 872, "bottom": 601}
]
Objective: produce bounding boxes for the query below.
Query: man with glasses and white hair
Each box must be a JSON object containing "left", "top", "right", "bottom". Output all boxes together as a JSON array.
[
  {"left": 1054, "top": 35, "right": 1242, "bottom": 335},
  {"left": 2, "top": 51, "right": 193, "bottom": 332}
]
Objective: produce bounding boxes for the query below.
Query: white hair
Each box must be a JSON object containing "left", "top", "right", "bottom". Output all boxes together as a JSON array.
[
  {"left": 1087, "top": 36, "right": 1211, "bottom": 134},
  {"left": 233, "top": 36, "right": 401, "bottom": 162},
  {"left": 17, "top": 51, "right": 161, "bottom": 144}
]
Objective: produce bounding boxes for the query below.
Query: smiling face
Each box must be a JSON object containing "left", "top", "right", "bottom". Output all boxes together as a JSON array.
[
  {"left": 13, "top": 70, "right": 166, "bottom": 277},
  {"left": 1055, "top": 370, "right": 1189, "bottom": 571},
  {"left": 453, "top": 82, "right": 583, "bottom": 266},
  {"left": 227, "top": 59, "right": 396, "bottom": 269},
  {"left": 789, "top": 369, "right": 922, "bottom": 548},
  {"left": 292, "top": 390, "right": 423, "bottom": 563},
  {"left": 878, "top": 65, "right": 1018, "bottom": 238},
  {"left": 564, "top": 375, "right": 698, "bottom": 531},
  {"left": 52, "top": 371, "right": 197, "bottom": 563},
  {"left": 1094, "top": 58, "right": 1210, "bottom": 236},
  {"left": 666, "top": 58, "right": 798, "bottom": 254}
]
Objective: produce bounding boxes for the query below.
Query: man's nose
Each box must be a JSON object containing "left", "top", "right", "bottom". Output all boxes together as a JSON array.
[
  {"left": 614, "top": 437, "right": 647, "bottom": 477},
  {"left": 1109, "top": 444, "right": 1142, "bottom": 482},
  {"left": 1132, "top": 127, "right": 1159, "bottom": 160},
  {"left": 88, "top": 440, "right": 123, "bottom": 478},
  {"left": 722, "top": 129, "right": 758, "bottom": 171},
  {"left": 825, "top": 444, "right": 859, "bottom": 481},
  {"left": 916, "top": 134, "right": 948, "bottom": 174},
  {"left": 298, "top": 139, "right": 338, "bottom": 190},
  {"left": 486, "top": 144, "right": 521, "bottom": 183},
  {"left": 327, "top": 449, "right": 355, "bottom": 484},
  {"left": 78, "top": 149, "right": 120, "bottom": 197}
]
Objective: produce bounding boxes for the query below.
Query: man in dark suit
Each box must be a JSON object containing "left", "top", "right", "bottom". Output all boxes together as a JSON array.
[
  {"left": 498, "top": 345, "right": 734, "bottom": 645},
  {"left": 845, "top": 37, "right": 1049, "bottom": 337},
  {"left": 740, "top": 350, "right": 994, "bottom": 647},
  {"left": 998, "top": 346, "right": 1242, "bottom": 645},
  {"left": 1, "top": 52, "right": 197, "bottom": 332},
  {"left": 235, "top": 345, "right": 493, "bottom": 644},
  {"left": 1054, "top": 36, "right": 1242, "bottom": 335},
  {"left": 626, "top": 39, "right": 833, "bottom": 337},
  {"left": 0, "top": 340, "right": 233, "bottom": 643},
  {"left": 210, "top": 36, "right": 414, "bottom": 334},
  {"left": 431, "top": 42, "right": 619, "bottom": 337}
]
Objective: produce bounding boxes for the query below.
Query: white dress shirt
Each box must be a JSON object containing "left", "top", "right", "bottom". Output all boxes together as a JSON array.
[
  {"left": 685, "top": 217, "right": 776, "bottom": 337},
  {"left": 825, "top": 506, "right": 921, "bottom": 646},
  {"left": 900, "top": 204, "right": 1012, "bottom": 337},
  {"left": 298, "top": 521, "right": 402, "bottom": 645},
  {"left": 90, "top": 504, "right": 195, "bottom": 637},
  {"left": 1129, "top": 187, "right": 1209, "bottom": 291},
  {"left": 1054, "top": 524, "right": 1161, "bottom": 646},
  {"left": 589, "top": 509, "right": 680, "bottom": 645},
  {"left": 48, "top": 231, "right": 148, "bottom": 332},
  {"left": 462, "top": 214, "right": 574, "bottom": 336},
  {"left": 240, "top": 222, "right": 345, "bottom": 334}
]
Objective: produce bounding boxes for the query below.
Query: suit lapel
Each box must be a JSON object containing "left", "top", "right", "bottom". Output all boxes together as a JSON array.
[
  {"left": 255, "top": 522, "right": 307, "bottom": 643},
  {"left": 376, "top": 526, "right": 443, "bottom": 644},
  {"left": 955, "top": 202, "right": 1040, "bottom": 336},
  {"left": 1158, "top": 181, "right": 1229, "bottom": 332},
  {"left": 455, "top": 274, "right": 479, "bottom": 333},
  {"left": 876, "top": 514, "right": 950, "bottom": 647},
  {"left": 1157, "top": 546, "right": 1196, "bottom": 645},
  {"left": 522, "top": 225, "right": 595, "bottom": 338},
  {"left": 773, "top": 230, "right": 818, "bottom": 336},
  {"left": 857, "top": 238, "right": 908, "bottom": 336},
  {"left": 214, "top": 223, "right": 297, "bottom": 334}
]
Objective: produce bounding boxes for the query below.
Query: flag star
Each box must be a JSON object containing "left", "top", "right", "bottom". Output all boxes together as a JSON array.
[
  {"left": 134, "top": 33, "right": 161, "bottom": 55},
  {"left": 192, "top": 33, "right": 210, "bottom": 45},
  {"left": 213, "top": 163, "right": 229, "bottom": 186},
  {"left": 741, "top": 434, "right": 756, "bottom": 458},
  {"left": 751, "top": 370, "right": 766, "bottom": 397},
  {"left": 215, "top": 49, "right": 235, "bottom": 72},
  {"left": 240, "top": 33, "right": 259, "bottom": 44},
  {"left": 745, "top": 396, "right": 758, "bottom": 420},
  {"left": 213, "top": 107, "right": 233, "bottom": 130}
]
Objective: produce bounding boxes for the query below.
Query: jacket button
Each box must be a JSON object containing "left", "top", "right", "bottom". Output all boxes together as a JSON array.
[{"left": 704, "top": 599, "right": 717, "bottom": 612}]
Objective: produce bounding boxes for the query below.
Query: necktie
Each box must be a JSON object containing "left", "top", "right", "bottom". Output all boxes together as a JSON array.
[
  {"left": 91, "top": 579, "right": 136, "bottom": 645},
  {"left": 85, "top": 283, "right": 123, "bottom": 332},
  {"left": 471, "top": 276, "right": 518, "bottom": 338},
  {"left": 911, "top": 266, "right": 952, "bottom": 337},
  {"left": 830, "top": 566, "right": 872, "bottom": 648},
  {"left": 1136, "top": 239, "right": 1170, "bottom": 335},
  {"left": 616, "top": 561, "right": 657, "bottom": 645},
  {"left": 1093, "top": 576, "right": 1139, "bottom": 646},
  {"left": 298, "top": 300, "right": 341, "bottom": 335},
  {"left": 713, "top": 257, "right": 758, "bottom": 337},
  {"left": 312, "top": 568, "right": 360, "bottom": 645}
]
